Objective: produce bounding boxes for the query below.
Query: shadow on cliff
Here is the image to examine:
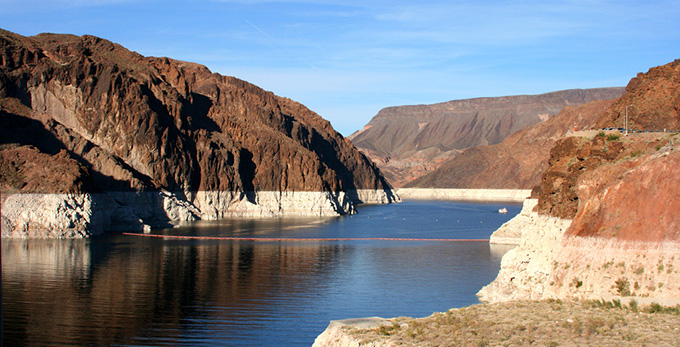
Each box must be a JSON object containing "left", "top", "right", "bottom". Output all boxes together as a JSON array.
[
  {"left": 279, "top": 113, "right": 396, "bottom": 203},
  {"left": 238, "top": 148, "right": 257, "bottom": 204},
  {"left": 0, "top": 110, "right": 157, "bottom": 192}
]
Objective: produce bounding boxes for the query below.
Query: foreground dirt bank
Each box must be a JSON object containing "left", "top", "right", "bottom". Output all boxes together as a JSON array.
[{"left": 314, "top": 300, "right": 680, "bottom": 347}]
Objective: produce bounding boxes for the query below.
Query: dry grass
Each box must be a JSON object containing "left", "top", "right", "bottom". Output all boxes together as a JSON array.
[{"left": 345, "top": 299, "right": 680, "bottom": 346}]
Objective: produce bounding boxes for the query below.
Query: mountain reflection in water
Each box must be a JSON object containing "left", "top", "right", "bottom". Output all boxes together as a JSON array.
[{"left": 2, "top": 201, "right": 519, "bottom": 346}]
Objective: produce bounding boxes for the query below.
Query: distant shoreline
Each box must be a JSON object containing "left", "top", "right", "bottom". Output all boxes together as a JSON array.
[{"left": 396, "top": 188, "right": 531, "bottom": 202}]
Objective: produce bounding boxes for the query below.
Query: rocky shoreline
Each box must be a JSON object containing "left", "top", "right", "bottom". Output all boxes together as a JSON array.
[
  {"left": 488, "top": 198, "right": 538, "bottom": 245},
  {"left": 1, "top": 189, "right": 399, "bottom": 238}
]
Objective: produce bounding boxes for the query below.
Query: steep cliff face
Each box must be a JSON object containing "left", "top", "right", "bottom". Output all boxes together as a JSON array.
[
  {"left": 406, "top": 99, "right": 616, "bottom": 189},
  {"left": 567, "top": 146, "right": 680, "bottom": 242},
  {"left": 0, "top": 29, "right": 397, "bottom": 238},
  {"left": 480, "top": 60, "right": 680, "bottom": 303},
  {"left": 479, "top": 139, "right": 680, "bottom": 303},
  {"left": 350, "top": 88, "right": 624, "bottom": 187}
]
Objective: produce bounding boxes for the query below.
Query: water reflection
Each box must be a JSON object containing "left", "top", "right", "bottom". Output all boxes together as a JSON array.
[
  {"left": 2, "top": 237, "right": 355, "bottom": 346},
  {"left": 2, "top": 201, "right": 520, "bottom": 346}
]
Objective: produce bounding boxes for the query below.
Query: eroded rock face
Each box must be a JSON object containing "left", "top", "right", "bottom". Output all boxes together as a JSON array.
[
  {"left": 0, "top": 29, "right": 397, "bottom": 237},
  {"left": 350, "top": 88, "right": 624, "bottom": 187},
  {"left": 480, "top": 145, "right": 680, "bottom": 303},
  {"left": 535, "top": 135, "right": 625, "bottom": 219}
]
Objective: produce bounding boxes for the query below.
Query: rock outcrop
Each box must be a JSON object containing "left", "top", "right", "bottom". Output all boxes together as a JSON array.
[
  {"left": 350, "top": 88, "right": 624, "bottom": 187},
  {"left": 0, "top": 29, "right": 397, "bottom": 238},
  {"left": 597, "top": 59, "right": 680, "bottom": 131}
]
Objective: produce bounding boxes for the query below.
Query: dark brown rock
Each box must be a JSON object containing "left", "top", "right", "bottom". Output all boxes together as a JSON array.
[
  {"left": 0, "top": 145, "right": 92, "bottom": 194},
  {"left": 534, "top": 135, "right": 627, "bottom": 219},
  {"left": 0, "top": 29, "right": 392, "bottom": 198}
]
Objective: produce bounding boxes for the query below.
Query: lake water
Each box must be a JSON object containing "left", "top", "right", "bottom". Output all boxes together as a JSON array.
[{"left": 2, "top": 200, "right": 520, "bottom": 346}]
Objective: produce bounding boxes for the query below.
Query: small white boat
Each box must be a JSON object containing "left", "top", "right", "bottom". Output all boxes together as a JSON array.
[{"left": 498, "top": 208, "right": 508, "bottom": 214}]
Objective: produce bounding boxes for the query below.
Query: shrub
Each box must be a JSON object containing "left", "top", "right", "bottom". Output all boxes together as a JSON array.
[
  {"left": 606, "top": 133, "right": 621, "bottom": 141},
  {"left": 377, "top": 322, "right": 401, "bottom": 335},
  {"left": 615, "top": 278, "right": 631, "bottom": 296},
  {"left": 648, "top": 302, "right": 663, "bottom": 313}
]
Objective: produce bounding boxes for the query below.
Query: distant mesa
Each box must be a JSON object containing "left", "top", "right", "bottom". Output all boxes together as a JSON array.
[
  {"left": 406, "top": 98, "right": 617, "bottom": 190},
  {"left": 0, "top": 28, "right": 397, "bottom": 238},
  {"left": 350, "top": 87, "right": 624, "bottom": 187}
]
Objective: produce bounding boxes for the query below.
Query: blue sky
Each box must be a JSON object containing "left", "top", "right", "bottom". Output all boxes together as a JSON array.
[{"left": 1, "top": 1, "right": 679, "bottom": 135}]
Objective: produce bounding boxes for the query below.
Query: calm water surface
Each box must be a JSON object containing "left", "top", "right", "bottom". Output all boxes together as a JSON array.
[{"left": 2, "top": 200, "right": 519, "bottom": 346}]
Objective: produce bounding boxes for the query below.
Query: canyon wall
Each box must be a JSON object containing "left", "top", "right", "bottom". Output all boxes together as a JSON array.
[{"left": 0, "top": 29, "right": 397, "bottom": 238}]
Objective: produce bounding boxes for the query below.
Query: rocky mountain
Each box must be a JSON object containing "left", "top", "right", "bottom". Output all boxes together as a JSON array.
[
  {"left": 406, "top": 99, "right": 617, "bottom": 189},
  {"left": 479, "top": 59, "right": 680, "bottom": 303},
  {"left": 349, "top": 88, "right": 624, "bottom": 187},
  {"left": 0, "top": 29, "right": 397, "bottom": 238}
]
